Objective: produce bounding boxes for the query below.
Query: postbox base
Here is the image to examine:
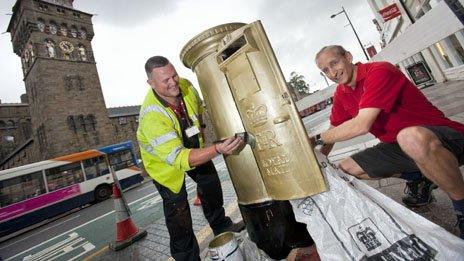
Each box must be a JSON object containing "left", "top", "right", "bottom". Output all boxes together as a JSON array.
[{"left": 239, "top": 200, "right": 314, "bottom": 260}]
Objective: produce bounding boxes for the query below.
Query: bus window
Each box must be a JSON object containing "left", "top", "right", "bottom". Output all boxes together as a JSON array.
[
  {"left": 96, "top": 156, "right": 109, "bottom": 175},
  {"left": 83, "top": 158, "right": 98, "bottom": 180},
  {"left": 83, "top": 156, "right": 109, "bottom": 179},
  {"left": 108, "top": 149, "right": 135, "bottom": 171},
  {"left": 45, "top": 162, "right": 84, "bottom": 192},
  {"left": 0, "top": 171, "right": 46, "bottom": 207}
]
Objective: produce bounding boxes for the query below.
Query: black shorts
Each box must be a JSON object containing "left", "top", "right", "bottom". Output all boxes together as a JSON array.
[{"left": 351, "top": 126, "right": 464, "bottom": 178}]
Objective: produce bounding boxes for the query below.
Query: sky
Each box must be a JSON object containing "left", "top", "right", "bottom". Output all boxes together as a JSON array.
[{"left": 0, "top": 0, "right": 381, "bottom": 107}]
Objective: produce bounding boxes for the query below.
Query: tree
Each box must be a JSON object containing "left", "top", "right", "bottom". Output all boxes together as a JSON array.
[{"left": 287, "top": 71, "right": 311, "bottom": 101}]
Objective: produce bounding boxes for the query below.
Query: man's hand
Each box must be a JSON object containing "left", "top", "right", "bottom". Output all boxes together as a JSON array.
[
  {"left": 215, "top": 136, "right": 245, "bottom": 155},
  {"left": 188, "top": 136, "right": 244, "bottom": 167}
]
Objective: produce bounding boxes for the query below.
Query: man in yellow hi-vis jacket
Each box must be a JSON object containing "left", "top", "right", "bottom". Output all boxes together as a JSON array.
[{"left": 137, "top": 56, "right": 245, "bottom": 260}]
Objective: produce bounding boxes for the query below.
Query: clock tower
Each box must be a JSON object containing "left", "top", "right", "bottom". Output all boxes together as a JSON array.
[{"left": 7, "top": 0, "right": 114, "bottom": 161}]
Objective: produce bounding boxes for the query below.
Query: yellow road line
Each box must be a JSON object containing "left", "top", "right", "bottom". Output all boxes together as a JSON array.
[
  {"left": 165, "top": 197, "right": 240, "bottom": 260},
  {"left": 83, "top": 245, "right": 108, "bottom": 261}
]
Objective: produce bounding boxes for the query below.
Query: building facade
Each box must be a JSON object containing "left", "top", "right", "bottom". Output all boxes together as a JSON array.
[
  {"left": 0, "top": 102, "right": 32, "bottom": 163},
  {"left": 1, "top": 0, "right": 125, "bottom": 169},
  {"left": 367, "top": 0, "right": 464, "bottom": 84}
]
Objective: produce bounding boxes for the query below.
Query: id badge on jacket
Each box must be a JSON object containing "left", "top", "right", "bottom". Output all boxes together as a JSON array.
[{"left": 185, "top": 125, "right": 200, "bottom": 138}]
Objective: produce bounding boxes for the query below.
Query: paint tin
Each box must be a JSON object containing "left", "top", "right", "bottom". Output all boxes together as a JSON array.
[{"left": 208, "top": 232, "right": 243, "bottom": 261}]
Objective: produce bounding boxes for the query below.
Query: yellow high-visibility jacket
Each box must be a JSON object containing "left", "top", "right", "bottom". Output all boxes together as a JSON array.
[{"left": 137, "top": 78, "right": 204, "bottom": 193}]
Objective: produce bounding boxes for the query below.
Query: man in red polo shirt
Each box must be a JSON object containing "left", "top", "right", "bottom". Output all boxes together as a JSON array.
[{"left": 314, "top": 45, "right": 464, "bottom": 239}]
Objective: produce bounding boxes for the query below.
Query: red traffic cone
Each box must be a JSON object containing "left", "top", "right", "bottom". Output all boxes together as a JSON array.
[
  {"left": 109, "top": 183, "right": 147, "bottom": 251},
  {"left": 193, "top": 194, "right": 201, "bottom": 206}
]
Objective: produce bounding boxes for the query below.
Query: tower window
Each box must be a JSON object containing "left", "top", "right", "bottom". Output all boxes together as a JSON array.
[
  {"left": 130, "top": 119, "right": 137, "bottom": 131},
  {"left": 87, "top": 114, "right": 96, "bottom": 131},
  {"left": 68, "top": 115, "right": 96, "bottom": 133},
  {"left": 67, "top": 115, "right": 77, "bottom": 133},
  {"left": 57, "top": 7, "right": 66, "bottom": 15},
  {"left": 30, "top": 83, "right": 37, "bottom": 102},
  {"left": 37, "top": 124, "right": 46, "bottom": 152},
  {"left": 118, "top": 117, "right": 127, "bottom": 125},
  {"left": 78, "top": 115, "right": 87, "bottom": 133}
]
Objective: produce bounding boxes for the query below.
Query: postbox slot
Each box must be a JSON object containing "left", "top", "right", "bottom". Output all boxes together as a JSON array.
[{"left": 219, "top": 35, "right": 247, "bottom": 63}]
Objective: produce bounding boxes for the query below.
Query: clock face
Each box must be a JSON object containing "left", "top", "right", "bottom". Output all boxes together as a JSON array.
[
  {"left": 59, "top": 41, "right": 74, "bottom": 53},
  {"left": 49, "top": 24, "right": 57, "bottom": 35}
]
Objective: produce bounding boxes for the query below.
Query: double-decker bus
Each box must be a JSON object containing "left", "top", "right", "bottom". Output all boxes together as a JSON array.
[{"left": 0, "top": 141, "right": 144, "bottom": 240}]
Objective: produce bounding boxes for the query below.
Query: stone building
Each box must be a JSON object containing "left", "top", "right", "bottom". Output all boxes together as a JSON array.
[
  {"left": 0, "top": 101, "right": 32, "bottom": 164},
  {"left": 1, "top": 0, "right": 126, "bottom": 169},
  {"left": 1, "top": 0, "right": 218, "bottom": 170}
]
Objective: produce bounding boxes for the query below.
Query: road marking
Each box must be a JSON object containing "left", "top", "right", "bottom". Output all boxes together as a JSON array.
[
  {"left": 22, "top": 233, "right": 79, "bottom": 261},
  {"left": 0, "top": 215, "right": 81, "bottom": 249},
  {"left": 137, "top": 183, "right": 195, "bottom": 211},
  {"left": 21, "top": 232, "right": 94, "bottom": 261},
  {"left": 37, "top": 237, "right": 86, "bottom": 261},
  {"left": 6, "top": 212, "right": 114, "bottom": 260},
  {"left": 68, "top": 242, "right": 96, "bottom": 261},
  {"left": 129, "top": 177, "right": 194, "bottom": 205},
  {"left": 8, "top": 178, "right": 198, "bottom": 261},
  {"left": 136, "top": 182, "right": 153, "bottom": 192}
]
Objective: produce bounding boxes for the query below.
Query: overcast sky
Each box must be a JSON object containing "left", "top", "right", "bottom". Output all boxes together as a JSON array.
[{"left": 0, "top": 0, "right": 381, "bottom": 107}]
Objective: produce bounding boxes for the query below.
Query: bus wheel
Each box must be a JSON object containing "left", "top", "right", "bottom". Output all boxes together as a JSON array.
[{"left": 94, "top": 184, "right": 112, "bottom": 202}]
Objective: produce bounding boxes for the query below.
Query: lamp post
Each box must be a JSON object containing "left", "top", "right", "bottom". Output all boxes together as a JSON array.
[
  {"left": 320, "top": 72, "right": 330, "bottom": 87},
  {"left": 331, "top": 6, "right": 370, "bottom": 60}
]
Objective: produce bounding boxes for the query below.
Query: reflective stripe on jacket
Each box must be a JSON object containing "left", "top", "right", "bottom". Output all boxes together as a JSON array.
[{"left": 137, "top": 78, "right": 204, "bottom": 193}]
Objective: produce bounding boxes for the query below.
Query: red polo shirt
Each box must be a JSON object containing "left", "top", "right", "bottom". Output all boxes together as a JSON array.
[{"left": 330, "top": 62, "right": 464, "bottom": 143}]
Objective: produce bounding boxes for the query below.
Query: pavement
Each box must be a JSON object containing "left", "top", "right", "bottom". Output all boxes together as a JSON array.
[{"left": 89, "top": 80, "right": 464, "bottom": 260}]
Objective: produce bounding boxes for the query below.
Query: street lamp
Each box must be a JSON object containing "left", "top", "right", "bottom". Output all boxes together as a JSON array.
[
  {"left": 331, "top": 6, "right": 370, "bottom": 60},
  {"left": 320, "top": 72, "right": 330, "bottom": 87}
]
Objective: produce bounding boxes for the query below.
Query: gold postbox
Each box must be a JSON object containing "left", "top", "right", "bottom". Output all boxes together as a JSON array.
[{"left": 180, "top": 21, "right": 326, "bottom": 205}]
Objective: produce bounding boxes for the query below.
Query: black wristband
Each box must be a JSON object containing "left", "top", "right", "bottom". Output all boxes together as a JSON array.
[{"left": 315, "top": 134, "right": 325, "bottom": 146}]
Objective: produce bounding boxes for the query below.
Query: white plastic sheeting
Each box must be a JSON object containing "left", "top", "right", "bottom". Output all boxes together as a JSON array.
[{"left": 291, "top": 152, "right": 464, "bottom": 261}]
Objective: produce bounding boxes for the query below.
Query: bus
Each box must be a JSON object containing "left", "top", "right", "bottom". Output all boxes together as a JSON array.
[{"left": 0, "top": 141, "right": 144, "bottom": 240}]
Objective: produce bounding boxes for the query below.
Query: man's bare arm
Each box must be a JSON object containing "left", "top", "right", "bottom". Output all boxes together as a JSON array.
[
  {"left": 321, "top": 108, "right": 381, "bottom": 144},
  {"left": 188, "top": 136, "right": 243, "bottom": 167}
]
